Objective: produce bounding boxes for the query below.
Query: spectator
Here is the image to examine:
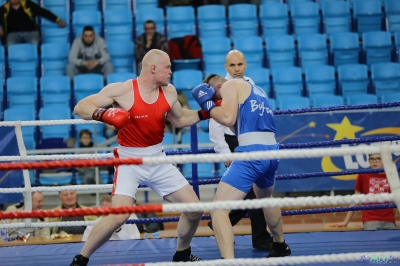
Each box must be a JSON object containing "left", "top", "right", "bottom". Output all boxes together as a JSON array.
[
  {"left": 66, "top": 25, "right": 114, "bottom": 80},
  {"left": 6, "top": 192, "right": 50, "bottom": 237},
  {"left": 82, "top": 195, "right": 140, "bottom": 241},
  {"left": 50, "top": 190, "right": 97, "bottom": 235},
  {"left": 0, "top": 0, "right": 66, "bottom": 46},
  {"left": 77, "top": 129, "right": 96, "bottom": 185},
  {"left": 134, "top": 20, "right": 168, "bottom": 70},
  {"left": 330, "top": 153, "right": 398, "bottom": 230}
]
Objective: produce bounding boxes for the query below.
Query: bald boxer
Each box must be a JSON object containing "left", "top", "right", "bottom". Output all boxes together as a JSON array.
[
  {"left": 70, "top": 49, "right": 206, "bottom": 266},
  {"left": 192, "top": 75, "right": 291, "bottom": 259}
]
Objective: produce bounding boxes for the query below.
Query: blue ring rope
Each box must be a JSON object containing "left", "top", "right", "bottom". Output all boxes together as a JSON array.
[
  {"left": 165, "top": 135, "right": 400, "bottom": 156},
  {"left": 125, "top": 203, "right": 397, "bottom": 224},
  {"left": 273, "top": 102, "right": 400, "bottom": 115}
]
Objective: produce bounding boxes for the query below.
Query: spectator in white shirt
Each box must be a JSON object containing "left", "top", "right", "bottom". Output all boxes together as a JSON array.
[{"left": 82, "top": 195, "right": 140, "bottom": 241}]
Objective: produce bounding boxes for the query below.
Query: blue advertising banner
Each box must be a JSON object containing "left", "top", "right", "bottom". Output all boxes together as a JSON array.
[
  {"left": 0, "top": 127, "right": 22, "bottom": 204},
  {"left": 274, "top": 110, "right": 400, "bottom": 192}
]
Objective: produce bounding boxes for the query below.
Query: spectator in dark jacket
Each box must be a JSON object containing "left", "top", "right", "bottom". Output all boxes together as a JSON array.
[
  {"left": 134, "top": 20, "right": 168, "bottom": 70},
  {"left": 0, "top": 0, "right": 66, "bottom": 46}
]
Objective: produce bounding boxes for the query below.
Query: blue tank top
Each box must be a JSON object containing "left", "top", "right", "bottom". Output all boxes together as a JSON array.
[{"left": 234, "top": 83, "right": 276, "bottom": 135}]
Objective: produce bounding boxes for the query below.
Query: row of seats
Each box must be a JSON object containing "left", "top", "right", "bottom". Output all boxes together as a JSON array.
[
  {"left": 201, "top": 31, "right": 400, "bottom": 72},
  {"left": 34, "top": 0, "right": 400, "bottom": 45},
  {"left": 0, "top": 0, "right": 157, "bottom": 12},
  {"left": 3, "top": 29, "right": 399, "bottom": 81},
  {"left": 1, "top": 73, "right": 136, "bottom": 114},
  {"left": 173, "top": 63, "right": 400, "bottom": 102},
  {"left": 0, "top": 42, "right": 135, "bottom": 79}
]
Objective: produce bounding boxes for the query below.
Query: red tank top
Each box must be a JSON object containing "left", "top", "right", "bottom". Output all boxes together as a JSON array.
[{"left": 118, "top": 79, "right": 171, "bottom": 147}]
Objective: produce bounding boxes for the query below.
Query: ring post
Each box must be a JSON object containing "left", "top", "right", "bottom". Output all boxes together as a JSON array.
[
  {"left": 190, "top": 125, "right": 200, "bottom": 199},
  {"left": 14, "top": 121, "right": 32, "bottom": 227},
  {"left": 379, "top": 145, "right": 400, "bottom": 213}
]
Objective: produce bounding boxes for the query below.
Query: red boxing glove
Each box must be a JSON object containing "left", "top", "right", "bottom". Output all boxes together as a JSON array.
[
  {"left": 197, "top": 100, "right": 222, "bottom": 121},
  {"left": 92, "top": 108, "right": 130, "bottom": 130}
]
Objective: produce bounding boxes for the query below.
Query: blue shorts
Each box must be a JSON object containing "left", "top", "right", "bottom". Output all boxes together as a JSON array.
[{"left": 220, "top": 144, "right": 280, "bottom": 194}]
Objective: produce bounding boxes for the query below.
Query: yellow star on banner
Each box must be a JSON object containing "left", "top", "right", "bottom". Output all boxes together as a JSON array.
[
  {"left": 326, "top": 116, "right": 364, "bottom": 140},
  {"left": 309, "top": 121, "right": 316, "bottom": 128}
]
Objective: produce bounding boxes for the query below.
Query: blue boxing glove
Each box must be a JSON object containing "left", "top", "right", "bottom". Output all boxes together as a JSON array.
[{"left": 191, "top": 83, "right": 217, "bottom": 113}]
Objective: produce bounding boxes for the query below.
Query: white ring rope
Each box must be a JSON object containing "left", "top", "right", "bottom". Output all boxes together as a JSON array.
[
  {"left": 0, "top": 193, "right": 394, "bottom": 229},
  {"left": 0, "top": 153, "right": 113, "bottom": 161},
  {"left": 2, "top": 143, "right": 400, "bottom": 163},
  {"left": 0, "top": 119, "right": 101, "bottom": 127},
  {"left": 0, "top": 221, "right": 96, "bottom": 229},
  {"left": 134, "top": 252, "right": 400, "bottom": 266},
  {"left": 0, "top": 185, "right": 113, "bottom": 193}
]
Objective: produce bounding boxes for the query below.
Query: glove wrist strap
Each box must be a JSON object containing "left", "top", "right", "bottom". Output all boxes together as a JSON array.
[
  {"left": 92, "top": 108, "right": 106, "bottom": 121},
  {"left": 203, "top": 101, "right": 216, "bottom": 114}
]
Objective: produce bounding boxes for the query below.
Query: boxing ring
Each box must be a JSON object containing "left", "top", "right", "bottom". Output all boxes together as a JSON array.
[{"left": 1, "top": 102, "right": 400, "bottom": 265}]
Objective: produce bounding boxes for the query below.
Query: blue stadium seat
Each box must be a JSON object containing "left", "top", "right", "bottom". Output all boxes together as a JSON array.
[
  {"left": 277, "top": 96, "right": 310, "bottom": 110},
  {"left": 72, "top": 10, "right": 102, "bottom": 38},
  {"left": 39, "top": 106, "right": 72, "bottom": 140},
  {"left": 40, "top": 8, "right": 69, "bottom": 33},
  {"left": 353, "top": 0, "right": 383, "bottom": 34},
  {"left": 362, "top": 31, "right": 393, "bottom": 67},
  {"left": 173, "top": 69, "right": 203, "bottom": 100},
  {"left": 103, "top": 0, "right": 130, "bottom": 10},
  {"left": 347, "top": 94, "right": 378, "bottom": 105},
  {"left": 385, "top": 0, "right": 400, "bottom": 32},
  {"left": 380, "top": 92, "right": 400, "bottom": 102},
  {"left": 42, "top": 27, "right": 69, "bottom": 44},
  {"left": 290, "top": 2, "right": 320, "bottom": 35},
  {"left": 271, "top": 67, "right": 303, "bottom": 99},
  {"left": 260, "top": 0, "right": 281, "bottom": 3},
  {"left": 107, "top": 41, "right": 135, "bottom": 73},
  {"left": 6, "top": 77, "right": 37, "bottom": 110},
  {"left": 135, "top": 8, "right": 165, "bottom": 37},
  {"left": 74, "top": 74, "right": 104, "bottom": 103},
  {"left": 268, "top": 98, "right": 277, "bottom": 110},
  {"left": 41, "top": 42, "right": 69, "bottom": 76},
  {"left": 197, "top": 5, "right": 227, "bottom": 38},
  {"left": 265, "top": 35, "right": 295, "bottom": 69},
  {"left": 337, "top": 64, "right": 369, "bottom": 100},
  {"left": 181, "top": 132, "right": 215, "bottom": 179},
  {"left": 245, "top": 67, "right": 271, "bottom": 95},
  {"left": 72, "top": 0, "right": 99, "bottom": 10},
  {"left": 106, "top": 72, "right": 136, "bottom": 84},
  {"left": 40, "top": 76, "right": 71, "bottom": 107},
  {"left": 166, "top": 6, "right": 196, "bottom": 39},
  {"left": 162, "top": 132, "right": 176, "bottom": 152},
  {"left": 395, "top": 31, "right": 400, "bottom": 61},
  {"left": 41, "top": 0, "right": 69, "bottom": 10},
  {"left": 39, "top": 172, "right": 72, "bottom": 186},
  {"left": 201, "top": 36, "right": 231, "bottom": 71},
  {"left": 297, "top": 34, "right": 328, "bottom": 67},
  {"left": 4, "top": 108, "right": 36, "bottom": 149},
  {"left": 233, "top": 36, "right": 264, "bottom": 68},
  {"left": 228, "top": 4, "right": 258, "bottom": 37},
  {"left": 371, "top": 62, "right": 400, "bottom": 99},
  {"left": 330, "top": 32, "right": 360, "bottom": 67},
  {"left": 311, "top": 94, "right": 344, "bottom": 107},
  {"left": 304, "top": 65, "right": 336, "bottom": 97},
  {"left": 203, "top": 66, "right": 227, "bottom": 77},
  {"left": 104, "top": 9, "right": 133, "bottom": 42},
  {"left": 134, "top": 0, "right": 158, "bottom": 11},
  {"left": 259, "top": 3, "right": 289, "bottom": 37},
  {"left": 8, "top": 44, "right": 38, "bottom": 77},
  {"left": 321, "top": 1, "right": 351, "bottom": 34},
  {"left": 286, "top": 0, "right": 314, "bottom": 5}
]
